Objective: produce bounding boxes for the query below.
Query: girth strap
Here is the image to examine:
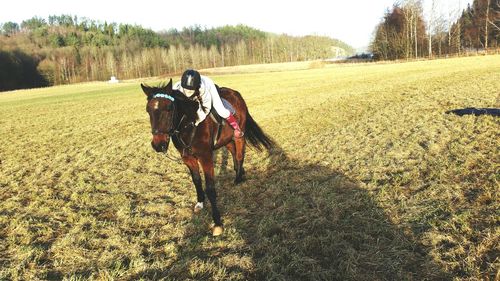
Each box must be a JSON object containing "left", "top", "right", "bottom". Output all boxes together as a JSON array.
[{"left": 209, "top": 112, "right": 224, "bottom": 147}]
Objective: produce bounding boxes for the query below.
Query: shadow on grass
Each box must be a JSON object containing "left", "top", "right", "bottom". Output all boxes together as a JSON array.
[{"left": 131, "top": 146, "right": 451, "bottom": 280}]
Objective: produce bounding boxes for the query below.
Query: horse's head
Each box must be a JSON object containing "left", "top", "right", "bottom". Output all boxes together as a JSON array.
[{"left": 141, "top": 79, "right": 177, "bottom": 153}]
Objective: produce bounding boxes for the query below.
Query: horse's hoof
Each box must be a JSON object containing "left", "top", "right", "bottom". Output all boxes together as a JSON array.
[
  {"left": 234, "top": 177, "right": 245, "bottom": 184},
  {"left": 212, "top": 226, "right": 224, "bottom": 236},
  {"left": 193, "top": 202, "right": 204, "bottom": 214},
  {"left": 234, "top": 173, "right": 246, "bottom": 184}
]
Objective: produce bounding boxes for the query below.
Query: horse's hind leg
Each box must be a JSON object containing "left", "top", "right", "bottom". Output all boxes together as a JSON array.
[
  {"left": 182, "top": 156, "right": 205, "bottom": 213},
  {"left": 227, "top": 138, "right": 246, "bottom": 184},
  {"left": 225, "top": 142, "right": 238, "bottom": 173}
]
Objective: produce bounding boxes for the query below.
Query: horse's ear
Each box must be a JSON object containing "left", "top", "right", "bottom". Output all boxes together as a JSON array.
[
  {"left": 140, "top": 83, "right": 153, "bottom": 97},
  {"left": 165, "top": 79, "right": 173, "bottom": 92}
]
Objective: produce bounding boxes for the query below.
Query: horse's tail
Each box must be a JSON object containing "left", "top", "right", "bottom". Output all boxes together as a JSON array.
[{"left": 245, "top": 113, "right": 276, "bottom": 152}]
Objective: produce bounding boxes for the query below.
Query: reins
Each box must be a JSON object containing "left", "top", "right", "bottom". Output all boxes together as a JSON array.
[{"left": 170, "top": 114, "right": 197, "bottom": 157}]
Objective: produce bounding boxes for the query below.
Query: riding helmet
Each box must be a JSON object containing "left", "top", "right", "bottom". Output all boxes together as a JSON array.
[{"left": 181, "top": 69, "right": 201, "bottom": 90}]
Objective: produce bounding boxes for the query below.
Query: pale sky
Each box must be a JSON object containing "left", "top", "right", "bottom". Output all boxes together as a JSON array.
[{"left": 1, "top": 0, "right": 472, "bottom": 50}]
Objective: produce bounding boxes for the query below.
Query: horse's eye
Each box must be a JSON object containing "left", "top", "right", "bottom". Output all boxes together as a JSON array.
[{"left": 167, "top": 103, "right": 174, "bottom": 111}]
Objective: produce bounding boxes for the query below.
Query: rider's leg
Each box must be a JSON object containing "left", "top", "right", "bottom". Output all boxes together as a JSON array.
[
  {"left": 211, "top": 91, "right": 244, "bottom": 138},
  {"left": 226, "top": 113, "right": 244, "bottom": 138}
]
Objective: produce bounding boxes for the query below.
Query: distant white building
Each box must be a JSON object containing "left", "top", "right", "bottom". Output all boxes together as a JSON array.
[
  {"left": 108, "top": 76, "right": 119, "bottom": 83},
  {"left": 331, "top": 46, "right": 346, "bottom": 58}
]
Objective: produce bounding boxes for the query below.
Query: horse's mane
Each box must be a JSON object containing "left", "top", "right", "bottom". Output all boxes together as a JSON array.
[
  {"left": 143, "top": 82, "right": 174, "bottom": 100},
  {"left": 171, "top": 89, "right": 199, "bottom": 122}
]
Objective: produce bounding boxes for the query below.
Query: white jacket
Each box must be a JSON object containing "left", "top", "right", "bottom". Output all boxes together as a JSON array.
[{"left": 173, "top": 75, "right": 230, "bottom": 125}]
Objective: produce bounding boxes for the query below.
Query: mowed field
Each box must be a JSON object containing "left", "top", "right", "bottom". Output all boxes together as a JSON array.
[{"left": 0, "top": 56, "right": 499, "bottom": 280}]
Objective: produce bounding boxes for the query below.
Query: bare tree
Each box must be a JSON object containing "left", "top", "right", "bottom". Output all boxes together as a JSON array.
[
  {"left": 428, "top": 0, "right": 438, "bottom": 57},
  {"left": 433, "top": 13, "right": 448, "bottom": 56},
  {"left": 489, "top": 18, "right": 500, "bottom": 32},
  {"left": 403, "top": 4, "right": 413, "bottom": 58},
  {"left": 485, "top": 0, "right": 491, "bottom": 48},
  {"left": 402, "top": 0, "right": 425, "bottom": 58},
  {"left": 446, "top": 0, "right": 462, "bottom": 54},
  {"left": 491, "top": 0, "right": 500, "bottom": 33}
]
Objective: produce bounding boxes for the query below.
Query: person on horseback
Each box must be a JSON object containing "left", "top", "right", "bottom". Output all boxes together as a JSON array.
[{"left": 173, "top": 69, "right": 244, "bottom": 138}]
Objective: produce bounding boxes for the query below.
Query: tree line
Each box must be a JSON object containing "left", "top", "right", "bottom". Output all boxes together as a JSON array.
[
  {"left": 370, "top": 0, "right": 500, "bottom": 60},
  {"left": 0, "top": 15, "right": 354, "bottom": 91}
]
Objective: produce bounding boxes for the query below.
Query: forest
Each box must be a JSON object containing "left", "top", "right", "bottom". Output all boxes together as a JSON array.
[
  {"left": 0, "top": 15, "right": 354, "bottom": 91},
  {"left": 371, "top": 0, "right": 500, "bottom": 60},
  {"left": 2, "top": 0, "right": 498, "bottom": 92}
]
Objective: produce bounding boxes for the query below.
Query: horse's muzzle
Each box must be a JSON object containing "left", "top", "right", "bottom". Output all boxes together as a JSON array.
[{"left": 151, "top": 134, "right": 169, "bottom": 153}]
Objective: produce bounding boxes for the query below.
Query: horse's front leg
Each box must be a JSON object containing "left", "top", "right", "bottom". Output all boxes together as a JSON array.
[
  {"left": 182, "top": 155, "right": 205, "bottom": 213},
  {"left": 199, "top": 152, "right": 223, "bottom": 236}
]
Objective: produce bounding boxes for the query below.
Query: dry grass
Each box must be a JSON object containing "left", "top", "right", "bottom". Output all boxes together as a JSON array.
[
  {"left": 0, "top": 55, "right": 499, "bottom": 280},
  {"left": 199, "top": 60, "right": 324, "bottom": 75}
]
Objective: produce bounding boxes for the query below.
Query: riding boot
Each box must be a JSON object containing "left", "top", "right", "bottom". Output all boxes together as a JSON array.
[{"left": 226, "top": 113, "right": 244, "bottom": 138}]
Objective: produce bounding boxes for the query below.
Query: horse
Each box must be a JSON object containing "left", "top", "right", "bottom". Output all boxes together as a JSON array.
[{"left": 140, "top": 79, "right": 275, "bottom": 236}]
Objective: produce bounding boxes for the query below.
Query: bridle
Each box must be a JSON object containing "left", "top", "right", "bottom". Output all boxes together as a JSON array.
[
  {"left": 151, "top": 93, "right": 196, "bottom": 157},
  {"left": 151, "top": 93, "right": 177, "bottom": 135}
]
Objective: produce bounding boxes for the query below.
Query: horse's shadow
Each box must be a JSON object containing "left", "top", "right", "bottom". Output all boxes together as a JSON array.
[
  {"left": 445, "top": 107, "right": 500, "bottom": 116},
  {"left": 132, "top": 146, "right": 451, "bottom": 280}
]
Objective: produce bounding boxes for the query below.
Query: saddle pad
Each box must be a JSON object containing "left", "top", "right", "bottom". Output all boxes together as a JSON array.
[
  {"left": 210, "top": 98, "right": 236, "bottom": 123},
  {"left": 221, "top": 98, "right": 236, "bottom": 115}
]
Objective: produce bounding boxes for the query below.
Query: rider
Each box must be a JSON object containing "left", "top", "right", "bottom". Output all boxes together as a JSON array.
[{"left": 173, "top": 69, "right": 244, "bottom": 138}]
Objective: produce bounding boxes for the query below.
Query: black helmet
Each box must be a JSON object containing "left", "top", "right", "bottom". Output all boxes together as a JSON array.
[{"left": 181, "top": 69, "right": 201, "bottom": 90}]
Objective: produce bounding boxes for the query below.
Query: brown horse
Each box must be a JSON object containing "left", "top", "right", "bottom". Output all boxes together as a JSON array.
[{"left": 141, "top": 79, "right": 275, "bottom": 236}]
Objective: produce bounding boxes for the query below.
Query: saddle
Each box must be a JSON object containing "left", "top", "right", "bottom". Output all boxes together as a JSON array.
[{"left": 209, "top": 85, "right": 236, "bottom": 145}]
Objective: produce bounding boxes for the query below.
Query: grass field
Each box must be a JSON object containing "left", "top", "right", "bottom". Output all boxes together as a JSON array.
[{"left": 0, "top": 55, "right": 499, "bottom": 280}]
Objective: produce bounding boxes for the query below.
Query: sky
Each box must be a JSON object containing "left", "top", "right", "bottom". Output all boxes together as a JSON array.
[{"left": 1, "top": 0, "right": 473, "bottom": 50}]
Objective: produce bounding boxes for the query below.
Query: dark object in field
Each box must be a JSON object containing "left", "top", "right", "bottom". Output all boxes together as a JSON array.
[
  {"left": 141, "top": 79, "right": 275, "bottom": 236},
  {"left": 446, "top": 108, "right": 500, "bottom": 117}
]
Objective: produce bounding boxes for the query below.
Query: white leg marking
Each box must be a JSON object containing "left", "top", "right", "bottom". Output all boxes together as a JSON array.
[{"left": 194, "top": 202, "right": 204, "bottom": 211}]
